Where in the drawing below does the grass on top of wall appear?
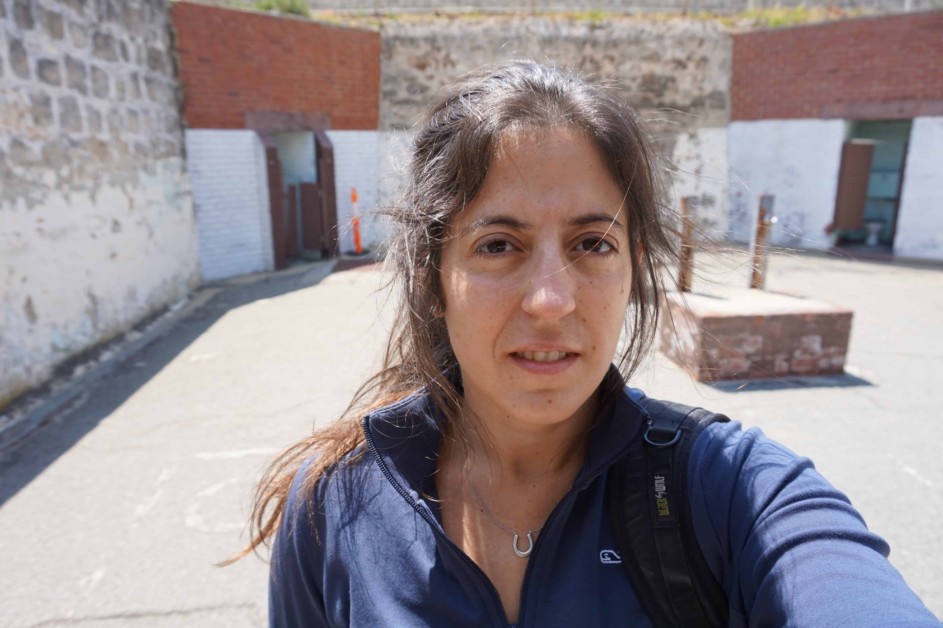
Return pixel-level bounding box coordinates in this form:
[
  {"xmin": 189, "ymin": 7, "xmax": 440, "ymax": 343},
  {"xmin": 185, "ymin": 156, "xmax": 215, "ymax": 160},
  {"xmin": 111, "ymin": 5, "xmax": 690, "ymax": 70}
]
[{"xmin": 183, "ymin": 1, "xmax": 882, "ymax": 31}]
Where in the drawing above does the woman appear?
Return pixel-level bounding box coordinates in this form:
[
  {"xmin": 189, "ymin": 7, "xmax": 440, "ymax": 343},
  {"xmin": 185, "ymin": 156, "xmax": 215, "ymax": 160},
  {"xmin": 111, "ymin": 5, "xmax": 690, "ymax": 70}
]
[{"xmin": 246, "ymin": 61, "xmax": 938, "ymax": 626}]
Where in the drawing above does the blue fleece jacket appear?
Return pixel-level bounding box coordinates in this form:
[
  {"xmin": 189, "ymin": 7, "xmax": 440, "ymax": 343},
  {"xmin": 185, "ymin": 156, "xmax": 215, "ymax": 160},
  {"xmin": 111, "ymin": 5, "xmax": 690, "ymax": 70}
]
[{"xmin": 269, "ymin": 387, "xmax": 940, "ymax": 627}]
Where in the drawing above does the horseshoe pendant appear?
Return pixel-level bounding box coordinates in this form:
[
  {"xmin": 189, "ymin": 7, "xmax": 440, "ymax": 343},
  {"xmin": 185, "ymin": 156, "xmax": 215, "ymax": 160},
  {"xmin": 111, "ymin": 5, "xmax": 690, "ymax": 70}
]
[{"xmin": 512, "ymin": 532, "xmax": 535, "ymax": 558}]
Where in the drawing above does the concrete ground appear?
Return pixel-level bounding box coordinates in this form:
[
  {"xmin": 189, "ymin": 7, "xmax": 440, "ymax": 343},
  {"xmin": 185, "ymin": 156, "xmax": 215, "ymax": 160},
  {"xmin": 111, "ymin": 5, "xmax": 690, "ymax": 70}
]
[{"xmin": 0, "ymin": 249, "xmax": 941, "ymax": 626}]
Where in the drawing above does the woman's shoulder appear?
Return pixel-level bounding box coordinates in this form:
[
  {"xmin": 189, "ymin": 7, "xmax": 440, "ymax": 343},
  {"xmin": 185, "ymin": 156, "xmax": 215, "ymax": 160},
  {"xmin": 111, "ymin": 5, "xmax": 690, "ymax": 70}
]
[
  {"xmin": 670, "ymin": 403, "xmax": 938, "ymax": 625},
  {"xmin": 621, "ymin": 389, "xmax": 808, "ymax": 480}
]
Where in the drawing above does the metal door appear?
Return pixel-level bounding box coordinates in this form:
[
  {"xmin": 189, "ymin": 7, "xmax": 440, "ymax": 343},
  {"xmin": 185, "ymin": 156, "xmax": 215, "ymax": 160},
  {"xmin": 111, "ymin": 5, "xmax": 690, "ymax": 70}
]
[
  {"xmin": 300, "ymin": 183, "xmax": 324, "ymax": 254},
  {"xmin": 286, "ymin": 184, "xmax": 299, "ymax": 258},
  {"xmin": 832, "ymin": 141, "xmax": 874, "ymax": 231},
  {"xmin": 265, "ymin": 146, "xmax": 288, "ymax": 270},
  {"xmin": 314, "ymin": 130, "xmax": 338, "ymax": 257}
]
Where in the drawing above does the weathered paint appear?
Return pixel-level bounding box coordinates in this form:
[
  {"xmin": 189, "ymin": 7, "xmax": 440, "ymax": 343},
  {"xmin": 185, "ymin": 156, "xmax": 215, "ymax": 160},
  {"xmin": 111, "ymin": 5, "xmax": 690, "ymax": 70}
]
[
  {"xmin": 0, "ymin": 0, "xmax": 199, "ymax": 409},
  {"xmin": 1, "ymin": 162, "xmax": 199, "ymax": 408},
  {"xmin": 727, "ymin": 120, "xmax": 845, "ymax": 247},
  {"xmin": 895, "ymin": 117, "xmax": 943, "ymax": 261},
  {"xmin": 670, "ymin": 127, "xmax": 729, "ymax": 241}
]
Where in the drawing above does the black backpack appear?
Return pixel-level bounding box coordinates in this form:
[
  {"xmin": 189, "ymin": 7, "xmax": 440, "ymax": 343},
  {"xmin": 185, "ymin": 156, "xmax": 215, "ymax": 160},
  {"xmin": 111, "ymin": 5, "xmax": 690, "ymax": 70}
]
[{"xmin": 606, "ymin": 398, "xmax": 730, "ymax": 628}]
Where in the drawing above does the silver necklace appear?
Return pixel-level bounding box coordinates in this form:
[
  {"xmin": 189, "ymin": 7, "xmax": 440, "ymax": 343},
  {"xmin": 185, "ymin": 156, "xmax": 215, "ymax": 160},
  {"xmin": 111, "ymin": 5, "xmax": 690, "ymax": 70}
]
[{"xmin": 468, "ymin": 478, "xmax": 542, "ymax": 558}]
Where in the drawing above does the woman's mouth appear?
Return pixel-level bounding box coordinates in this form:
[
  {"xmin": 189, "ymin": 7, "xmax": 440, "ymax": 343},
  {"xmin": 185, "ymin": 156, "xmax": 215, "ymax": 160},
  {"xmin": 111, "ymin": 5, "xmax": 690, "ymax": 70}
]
[
  {"xmin": 514, "ymin": 351, "xmax": 572, "ymax": 362},
  {"xmin": 510, "ymin": 351, "xmax": 579, "ymax": 374}
]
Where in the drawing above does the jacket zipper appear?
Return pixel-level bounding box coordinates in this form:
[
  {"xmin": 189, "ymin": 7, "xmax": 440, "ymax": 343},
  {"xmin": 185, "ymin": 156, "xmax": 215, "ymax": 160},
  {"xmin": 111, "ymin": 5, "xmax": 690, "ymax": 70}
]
[
  {"xmin": 515, "ymin": 422, "xmax": 645, "ymax": 626},
  {"xmin": 363, "ymin": 416, "xmax": 513, "ymax": 627},
  {"xmin": 362, "ymin": 399, "xmax": 646, "ymax": 628}
]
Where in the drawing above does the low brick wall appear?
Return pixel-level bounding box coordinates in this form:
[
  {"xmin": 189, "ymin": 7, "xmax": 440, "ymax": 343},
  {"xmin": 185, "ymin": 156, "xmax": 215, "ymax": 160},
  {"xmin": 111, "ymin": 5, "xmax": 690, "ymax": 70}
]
[{"xmin": 660, "ymin": 289, "xmax": 853, "ymax": 381}]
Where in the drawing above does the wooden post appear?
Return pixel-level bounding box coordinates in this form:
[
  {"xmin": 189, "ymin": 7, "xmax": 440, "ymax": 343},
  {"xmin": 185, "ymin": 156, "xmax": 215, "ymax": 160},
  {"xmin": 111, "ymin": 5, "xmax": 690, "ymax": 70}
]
[
  {"xmin": 750, "ymin": 194, "xmax": 775, "ymax": 289},
  {"xmin": 678, "ymin": 196, "xmax": 696, "ymax": 293}
]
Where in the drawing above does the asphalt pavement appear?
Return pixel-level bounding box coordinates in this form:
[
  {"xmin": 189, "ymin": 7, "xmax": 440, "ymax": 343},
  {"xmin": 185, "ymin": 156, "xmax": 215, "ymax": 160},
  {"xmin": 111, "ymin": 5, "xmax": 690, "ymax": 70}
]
[{"xmin": 1, "ymin": 249, "xmax": 941, "ymax": 626}]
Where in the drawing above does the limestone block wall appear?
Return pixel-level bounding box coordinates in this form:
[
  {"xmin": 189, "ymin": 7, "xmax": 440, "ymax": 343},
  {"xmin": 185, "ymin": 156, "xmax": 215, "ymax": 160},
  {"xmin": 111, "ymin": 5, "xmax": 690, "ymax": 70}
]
[
  {"xmin": 377, "ymin": 16, "xmax": 732, "ymax": 239},
  {"xmin": 0, "ymin": 0, "xmax": 199, "ymax": 408},
  {"xmin": 895, "ymin": 117, "xmax": 943, "ymax": 262},
  {"xmin": 726, "ymin": 120, "xmax": 846, "ymax": 247},
  {"xmin": 379, "ymin": 17, "xmax": 730, "ymax": 135},
  {"xmin": 305, "ymin": 0, "xmax": 941, "ymax": 14},
  {"xmin": 185, "ymin": 130, "xmax": 273, "ymax": 282}
]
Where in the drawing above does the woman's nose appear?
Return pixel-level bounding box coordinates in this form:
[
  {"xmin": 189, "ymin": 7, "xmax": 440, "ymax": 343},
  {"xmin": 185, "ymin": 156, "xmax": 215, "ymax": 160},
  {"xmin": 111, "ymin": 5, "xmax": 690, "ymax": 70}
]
[{"xmin": 520, "ymin": 251, "xmax": 577, "ymax": 320}]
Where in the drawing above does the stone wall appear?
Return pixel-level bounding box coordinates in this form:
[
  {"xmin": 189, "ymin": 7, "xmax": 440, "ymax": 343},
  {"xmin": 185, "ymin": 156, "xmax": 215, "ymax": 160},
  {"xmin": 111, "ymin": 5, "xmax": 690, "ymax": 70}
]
[
  {"xmin": 379, "ymin": 16, "xmax": 730, "ymax": 134},
  {"xmin": 377, "ymin": 15, "xmax": 731, "ymax": 234},
  {"xmin": 306, "ymin": 0, "xmax": 941, "ymax": 14},
  {"xmin": 0, "ymin": 0, "xmax": 199, "ymax": 409}
]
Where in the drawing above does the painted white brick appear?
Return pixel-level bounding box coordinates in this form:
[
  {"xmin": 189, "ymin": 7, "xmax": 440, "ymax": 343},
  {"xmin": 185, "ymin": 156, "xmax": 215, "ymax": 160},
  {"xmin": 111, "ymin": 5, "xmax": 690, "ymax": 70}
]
[
  {"xmin": 895, "ymin": 117, "xmax": 943, "ymax": 262},
  {"xmin": 669, "ymin": 126, "xmax": 729, "ymax": 242},
  {"xmin": 727, "ymin": 120, "xmax": 845, "ymax": 248},
  {"xmin": 185, "ymin": 130, "xmax": 274, "ymax": 282},
  {"xmin": 327, "ymin": 130, "xmax": 390, "ymax": 254}
]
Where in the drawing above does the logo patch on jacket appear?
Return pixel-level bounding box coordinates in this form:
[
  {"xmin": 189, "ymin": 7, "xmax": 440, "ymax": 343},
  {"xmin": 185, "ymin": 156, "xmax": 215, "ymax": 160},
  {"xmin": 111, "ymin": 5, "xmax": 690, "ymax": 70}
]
[
  {"xmin": 654, "ymin": 474, "xmax": 670, "ymax": 517},
  {"xmin": 599, "ymin": 549, "xmax": 622, "ymax": 564}
]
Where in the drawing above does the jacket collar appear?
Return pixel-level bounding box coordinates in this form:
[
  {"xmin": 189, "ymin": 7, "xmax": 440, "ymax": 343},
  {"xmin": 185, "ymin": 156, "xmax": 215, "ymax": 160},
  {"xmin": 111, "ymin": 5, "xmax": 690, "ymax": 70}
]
[{"xmin": 362, "ymin": 372, "xmax": 650, "ymax": 497}]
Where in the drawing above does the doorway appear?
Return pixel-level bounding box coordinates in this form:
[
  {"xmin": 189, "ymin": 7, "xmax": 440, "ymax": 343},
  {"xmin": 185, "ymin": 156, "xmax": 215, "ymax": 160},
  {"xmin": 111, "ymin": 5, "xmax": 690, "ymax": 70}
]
[
  {"xmin": 832, "ymin": 120, "xmax": 912, "ymax": 251},
  {"xmin": 262, "ymin": 130, "xmax": 338, "ymax": 269}
]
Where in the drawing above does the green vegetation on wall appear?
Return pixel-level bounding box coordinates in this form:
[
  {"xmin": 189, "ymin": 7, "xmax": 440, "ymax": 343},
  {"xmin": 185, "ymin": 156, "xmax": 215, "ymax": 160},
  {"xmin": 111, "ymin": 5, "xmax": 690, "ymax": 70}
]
[{"xmin": 255, "ymin": 0, "xmax": 311, "ymax": 18}]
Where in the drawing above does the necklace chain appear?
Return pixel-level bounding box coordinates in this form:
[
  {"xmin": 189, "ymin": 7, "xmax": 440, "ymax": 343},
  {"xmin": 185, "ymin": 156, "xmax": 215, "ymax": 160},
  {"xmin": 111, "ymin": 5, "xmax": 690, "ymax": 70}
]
[{"xmin": 468, "ymin": 478, "xmax": 542, "ymax": 558}]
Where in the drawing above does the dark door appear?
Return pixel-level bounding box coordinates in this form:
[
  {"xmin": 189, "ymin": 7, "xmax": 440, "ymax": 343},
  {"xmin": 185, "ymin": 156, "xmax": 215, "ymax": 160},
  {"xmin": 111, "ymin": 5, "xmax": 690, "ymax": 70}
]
[
  {"xmin": 300, "ymin": 182, "xmax": 324, "ymax": 253},
  {"xmin": 832, "ymin": 141, "xmax": 874, "ymax": 231},
  {"xmin": 314, "ymin": 130, "xmax": 338, "ymax": 258},
  {"xmin": 265, "ymin": 146, "xmax": 288, "ymax": 270},
  {"xmin": 286, "ymin": 184, "xmax": 299, "ymax": 258},
  {"xmin": 888, "ymin": 141, "xmax": 908, "ymax": 245}
]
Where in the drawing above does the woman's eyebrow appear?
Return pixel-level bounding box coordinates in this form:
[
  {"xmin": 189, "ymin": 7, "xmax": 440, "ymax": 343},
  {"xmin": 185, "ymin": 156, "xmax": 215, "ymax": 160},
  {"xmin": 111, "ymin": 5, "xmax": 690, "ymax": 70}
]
[
  {"xmin": 568, "ymin": 213, "xmax": 624, "ymax": 230},
  {"xmin": 460, "ymin": 215, "xmax": 528, "ymax": 236},
  {"xmin": 459, "ymin": 212, "xmax": 624, "ymax": 237}
]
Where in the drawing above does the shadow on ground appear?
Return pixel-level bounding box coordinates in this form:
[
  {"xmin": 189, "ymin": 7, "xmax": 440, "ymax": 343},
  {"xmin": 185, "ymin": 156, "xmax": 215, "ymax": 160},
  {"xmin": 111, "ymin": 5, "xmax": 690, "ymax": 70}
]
[
  {"xmin": 708, "ymin": 371, "xmax": 873, "ymax": 393},
  {"xmin": 0, "ymin": 260, "xmax": 362, "ymax": 508}
]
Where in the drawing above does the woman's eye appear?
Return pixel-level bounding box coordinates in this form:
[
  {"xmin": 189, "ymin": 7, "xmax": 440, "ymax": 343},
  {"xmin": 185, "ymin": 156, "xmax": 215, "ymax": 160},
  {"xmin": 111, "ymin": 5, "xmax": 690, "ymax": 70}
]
[
  {"xmin": 577, "ymin": 237, "xmax": 614, "ymax": 254},
  {"xmin": 476, "ymin": 239, "xmax": 515, "ymax": 255}
]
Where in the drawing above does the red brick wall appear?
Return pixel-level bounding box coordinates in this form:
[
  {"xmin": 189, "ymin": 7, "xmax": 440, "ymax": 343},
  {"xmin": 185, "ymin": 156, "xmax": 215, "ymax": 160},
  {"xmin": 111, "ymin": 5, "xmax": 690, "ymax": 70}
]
[
  {"xmin": 732, "ymin": 11, "xmax": 943, "ymax": 121},
  {"xmin": 172, "ymin": 2, "xmax": 380, "ymax": 130}
]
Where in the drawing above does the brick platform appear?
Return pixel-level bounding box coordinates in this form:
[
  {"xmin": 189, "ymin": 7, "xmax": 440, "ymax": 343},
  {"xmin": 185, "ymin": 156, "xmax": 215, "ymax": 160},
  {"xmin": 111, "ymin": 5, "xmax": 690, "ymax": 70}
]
[{"xmin": 660, "ymin": 289, "xmax": 853, "ymax": 382}]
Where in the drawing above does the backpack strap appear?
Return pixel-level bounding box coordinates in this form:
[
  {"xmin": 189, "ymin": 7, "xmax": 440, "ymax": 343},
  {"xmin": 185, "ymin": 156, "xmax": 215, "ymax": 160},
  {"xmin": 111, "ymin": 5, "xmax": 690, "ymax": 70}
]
[{"xmin": 606, "ymin": 397, "xmax": 730, "ymax": 628}]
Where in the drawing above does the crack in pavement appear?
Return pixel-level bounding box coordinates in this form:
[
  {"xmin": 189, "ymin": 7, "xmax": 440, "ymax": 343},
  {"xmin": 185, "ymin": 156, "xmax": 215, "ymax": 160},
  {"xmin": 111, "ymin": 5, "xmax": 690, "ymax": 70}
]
[{"xmin": 25, "ymin": 603, "xmax": 257, "ymax": 627}]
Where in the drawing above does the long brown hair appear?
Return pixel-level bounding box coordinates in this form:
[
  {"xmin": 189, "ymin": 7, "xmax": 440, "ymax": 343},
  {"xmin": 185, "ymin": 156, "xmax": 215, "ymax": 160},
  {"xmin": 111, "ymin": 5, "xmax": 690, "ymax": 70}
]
[{"xmin": 234, "ymin": 60, "xmax": 678, "ymax": 561}]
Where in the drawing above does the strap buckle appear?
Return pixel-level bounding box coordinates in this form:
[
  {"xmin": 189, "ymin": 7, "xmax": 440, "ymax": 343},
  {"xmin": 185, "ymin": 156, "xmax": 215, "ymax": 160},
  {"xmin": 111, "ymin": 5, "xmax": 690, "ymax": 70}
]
[{"xmin": 643, "ymin": 423, "xmax": 683, "ymax": 448}]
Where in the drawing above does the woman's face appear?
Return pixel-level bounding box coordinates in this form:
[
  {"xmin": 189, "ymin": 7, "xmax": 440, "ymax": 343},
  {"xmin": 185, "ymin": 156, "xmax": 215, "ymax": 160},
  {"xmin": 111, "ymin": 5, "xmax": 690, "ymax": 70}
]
[{"xmin": 439, "ymin": 126, "xmax": 633, "ymax": 431}]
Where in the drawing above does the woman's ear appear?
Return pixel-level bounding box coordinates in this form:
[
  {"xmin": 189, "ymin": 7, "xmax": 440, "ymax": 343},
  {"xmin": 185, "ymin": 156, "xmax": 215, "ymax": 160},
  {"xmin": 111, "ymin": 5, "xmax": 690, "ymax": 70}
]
[{"xmin": 431, "ymin": 296, "xmax": 446, "ymax": 319}]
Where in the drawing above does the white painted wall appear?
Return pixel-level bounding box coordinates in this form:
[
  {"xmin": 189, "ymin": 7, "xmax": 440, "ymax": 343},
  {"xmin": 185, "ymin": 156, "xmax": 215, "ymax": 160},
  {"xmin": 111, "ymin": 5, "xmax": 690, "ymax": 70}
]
[
  {"xmin": 327, "ymin": 130, "xmax": 389, "ymax": 254},
  {"xmin": 895, "ymin": 117, "xmax": 943, "ymax": 261},
  {"xmin": 378, "ymin": 130, "xmax": 412, "ymax": 206},
  {"xmin": 727, "ymin": 120, "xmax": 845, "ymax": 248},
  {"xmin": 185, "ymin": 130, "xmax": 274, "ymax": 282},
  {"xmin": 1, "ymin": 160, "xmax": 199, "ymax": 406},
  {"xmin": 669, "ymin": 126, "xmax": 728, "ymax": 241}
]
